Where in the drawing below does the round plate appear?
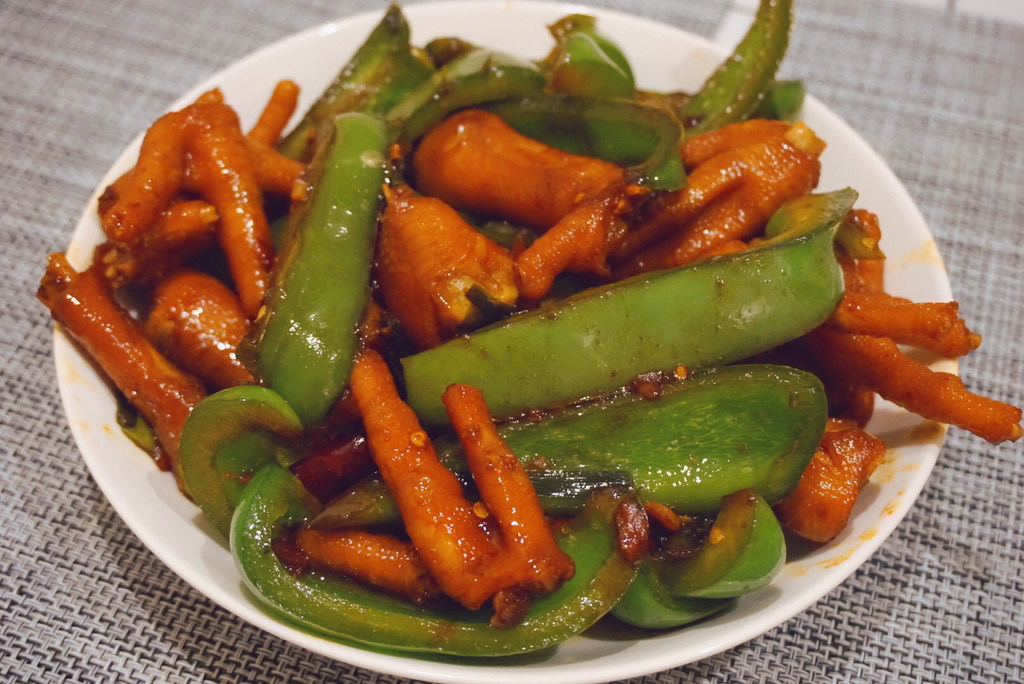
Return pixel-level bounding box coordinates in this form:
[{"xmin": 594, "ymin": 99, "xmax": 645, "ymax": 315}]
[{"xmin": 55, "ymin": 2, "xmax": 951, "ymax": 682}]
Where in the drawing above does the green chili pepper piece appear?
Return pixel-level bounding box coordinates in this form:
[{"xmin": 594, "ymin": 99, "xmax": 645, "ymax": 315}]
[
  {"xmin": 611, "ymin": 563, "xmax": 733, "ymax": 629},
  {"xmin": 833, "ymin": 209, "xmax": 886, "ymax": 261},
  {"xmin": 754, "ymin": 79, "xmax": 806, "ymax": 120},
  {"xmin": 232, "ymin": 464, "xmax": 639, "ymax": 656},
  {"xmin": 309, "ymin": 477, "xmax": 402, "ymax": 530},
  {"xmin": 681, "ymin": 0, "xmax": 793, "ymax": 135},
  {"xmin": 611, "ymin": 490, "xmax": 783, "ymax": 628},
  {"xmin": 314, "ymin": 364, "xmax": 822, "ymax": 528},
  {"xmin": 115, "ymin": 393, "xmax": 156, "ymax": 454},
  {"xmin": 244, "ymin": 113, "xmax": 388, "ymax": 427},
  {"xmin": 487, "ymin": 94, "xmax": 685, "ymax": 190},
  {"xmin": 278, "ymin": 5, "xmax": 433, "ymax": 160},
  {"xmin": 547, "ymin": 14, "xmax": 634, "ymax": 77},
  {"xmin": 178, "ymin": 386, "xmax": 303, "ymax": 537},
  {"xmin": 544, "ymin": 14, "xmax": 635, "ymax": 100},
  {"xmin": 387, "ymin": 47, "xmax": 547, "ymax": 144},
  {"xmin": 423, "ymin": 36, "xmax": 477, "ymax": 67},
  {"xmin": 682, "ymin": 494, "xmax": 786, "ymax": 599},
  {"xmin": 314, "ymin": 467, "xmax": 635, "ymax": 529},
  {"xmin": 401, "ymin": 188, "xmax": 855, "ymax": 425},
  {"xmin": 484, "ymin": 365, "xmax": 824, "ymax": 512},
  {"xmin": 761, "ymin": 187, "xmax": 855, "ymax": 240},
  {"xmin": 655, "ymin": 490, "xmax": 785, "ymax": 597}
]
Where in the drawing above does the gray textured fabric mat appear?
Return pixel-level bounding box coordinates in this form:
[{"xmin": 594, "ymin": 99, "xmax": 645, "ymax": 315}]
[{"xmin": 3, "ymin": 0, "xmax": 1022, "ymax": 681}]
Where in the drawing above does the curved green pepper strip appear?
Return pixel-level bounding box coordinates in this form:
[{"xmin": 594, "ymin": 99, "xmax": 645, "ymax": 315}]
[
  {"xmin": 681, "ymin": 0, "xmax": 793, "ymax": 135},
  {"xmin": 682, "ymin": 495, "xmax": 786, "ymax": 599},
  {"xmin": 387, "ymin": 47, "xmax": 547, "ymax": 144},
  {"xmin": 178, "ymin": 386, "xmax": 303, "ymax": 537},
  {"xmin": 243, "ymin": 113, "xmax": 388, "ymax": 427},
  {"xmin": 655, "ymin": 490, "xmax": 785, "ymax": 598},
  {"xmin": 487, "ymin": 94, "xmax": 684, "ymax": 190},
  {"xmin": 543, "ymin": 14, "xmax": 635, "ymax": 100},
  {"xmin": 278, "ymin": 4, "xmax": 433, "ymax": 160},
  {"xmin": 611, "ymin": 490, "xmax": 784, "ymax": 628},
  {"xmin": 232, "ymin": 464, "xmax": 639, "ymax": 656},
  {"xmin": 401, "ymin": 188, "xmax": 855, "ymax": 425},
  {"xmin": 611, "ymin": 563, "xmax": 733, "ymax": 629}
]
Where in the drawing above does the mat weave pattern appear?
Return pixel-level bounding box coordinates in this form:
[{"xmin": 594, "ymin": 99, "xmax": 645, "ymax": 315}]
[{"xmin": 3, "ymin": 0, "xmax": 1021, "ymax": 681}]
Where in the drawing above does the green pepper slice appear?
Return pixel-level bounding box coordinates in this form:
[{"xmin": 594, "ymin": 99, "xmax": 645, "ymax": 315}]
[
  {"xmin": 611, "ymin": 490, "xmax": 784, "ymax": 628},
  {"xmin": 833, "ymin": 209, "xmax": 886, "ymax": 261},
  {"xmin": 655, "ymin": 490, "xmax": 785, "ymax": 598},
  {"xmin": 402, "ymin": 188, "xmax": 855, "ymax": 425},
  {"xmin": 423, "ymin": 36, "xmax": 477, "ymax": 67},
  {"xmin": 387, "ymin": 47, "xmax": 547, "ymax": 144},
  {"xmin": 485, "ymin": 365, "xmax": 824, "ymax": 513},
  {"xmin": 543, "ymin": 13, "xmax": 635, "ymax": 100},
  {"xmin": 232, "ymin": 464, "xmax": 639, "ymax": 656},
  {"xmin": 754, "ymin": 79, "xmax": 806, "ymax": 121},
  {"xmin": 611, "ymin": 564, "xmax": 733, "ymax": 629},
  {"xmin": 313, "ymin": 363, "xmax": 823, "ymax": 530},
  {"xmin": 115, "ymin": 393, "xmax": 156, "ymax": 455},
  {"xmin": 178, "ymin": 385, "xmax": 303, "ymax": 537},
  {"xmin": 244, "ymin": 113, "xmax": 388, "ymax": 427},
  {"xmin": 278, "ymin": 5, "xmax": 433, "ymax": 160},
  {"xmin": 681, "ymin": 0, "xmax": 793, "ymax": 134},
  {"xmin": 487, "ymin": 94, "xmax": 684, "ymax": 190},
  {"xmin": 683, "ymin": 500, "xmax": 787, "ymax": 599}
]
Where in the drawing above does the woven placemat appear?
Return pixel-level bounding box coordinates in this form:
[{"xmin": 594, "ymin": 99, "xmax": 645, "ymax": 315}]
[{"xmin": 3, "ymin": 0, "xmax": 1021, "ymax": 681}]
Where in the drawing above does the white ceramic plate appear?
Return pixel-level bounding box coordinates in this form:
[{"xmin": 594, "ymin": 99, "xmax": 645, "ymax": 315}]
[{"xmin": 55, "ymin": 2, "xmax": 952, "ymax": 682}]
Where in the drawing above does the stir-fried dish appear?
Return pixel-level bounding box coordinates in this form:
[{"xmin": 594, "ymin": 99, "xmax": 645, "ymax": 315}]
[{"xmin": 39, "ymin": 0, "xmax": 1021, "ymax": 656}]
